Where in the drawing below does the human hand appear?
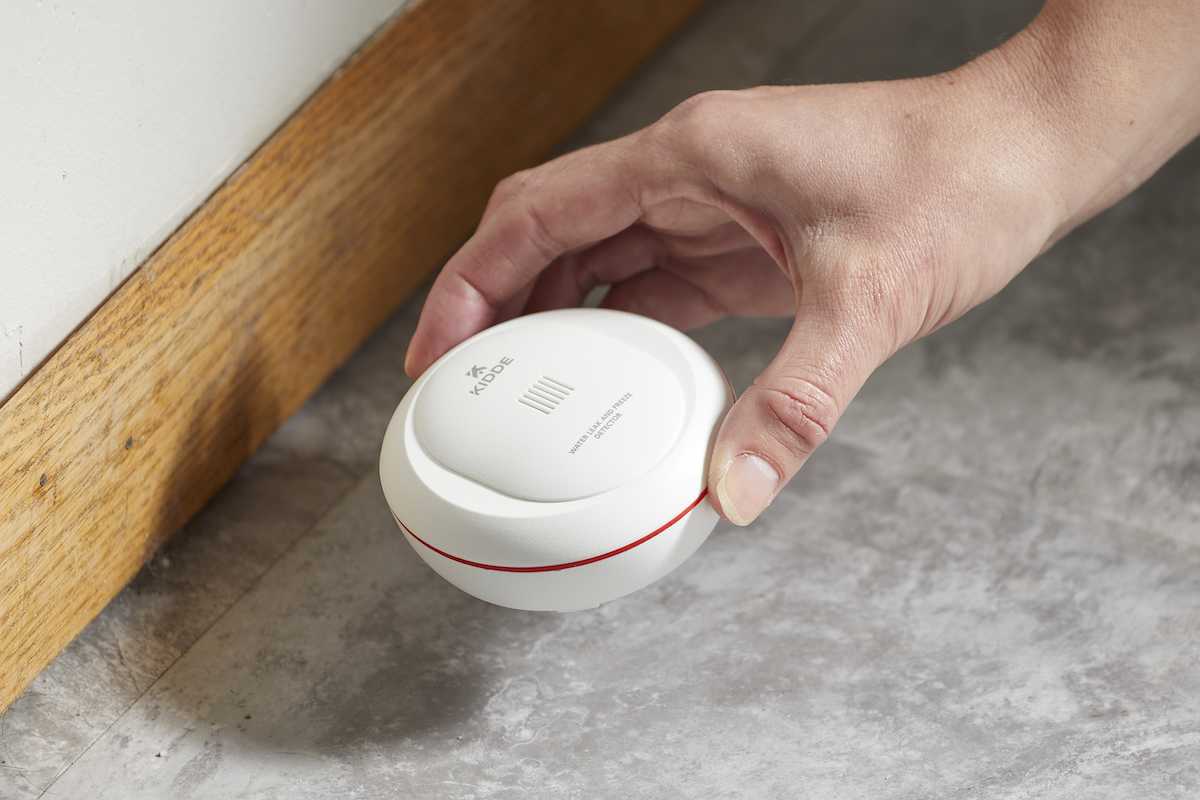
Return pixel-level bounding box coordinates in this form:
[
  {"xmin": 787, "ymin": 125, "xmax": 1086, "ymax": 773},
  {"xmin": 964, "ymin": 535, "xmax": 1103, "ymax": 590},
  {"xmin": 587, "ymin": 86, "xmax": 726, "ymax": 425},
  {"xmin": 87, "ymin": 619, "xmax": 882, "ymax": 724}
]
[{"xmin": 405, "ymin": 1, "xmax": 1200, "ymax": 526}]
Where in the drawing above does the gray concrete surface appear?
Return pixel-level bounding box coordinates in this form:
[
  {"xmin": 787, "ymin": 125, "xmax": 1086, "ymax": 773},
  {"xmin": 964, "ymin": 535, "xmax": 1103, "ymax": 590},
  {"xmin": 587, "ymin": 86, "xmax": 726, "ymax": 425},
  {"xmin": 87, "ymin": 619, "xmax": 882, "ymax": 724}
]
[{"xmin": 4, "ymin": 0, "xmax": 1199, "ymax": 797}]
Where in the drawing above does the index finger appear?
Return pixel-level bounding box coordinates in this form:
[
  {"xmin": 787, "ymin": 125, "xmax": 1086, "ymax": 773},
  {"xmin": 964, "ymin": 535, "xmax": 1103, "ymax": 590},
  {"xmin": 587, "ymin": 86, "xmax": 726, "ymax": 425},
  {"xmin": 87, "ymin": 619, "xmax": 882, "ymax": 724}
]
[{"xmin": 405, "ymin": 136, "xmax": 654, "ymax": 377}]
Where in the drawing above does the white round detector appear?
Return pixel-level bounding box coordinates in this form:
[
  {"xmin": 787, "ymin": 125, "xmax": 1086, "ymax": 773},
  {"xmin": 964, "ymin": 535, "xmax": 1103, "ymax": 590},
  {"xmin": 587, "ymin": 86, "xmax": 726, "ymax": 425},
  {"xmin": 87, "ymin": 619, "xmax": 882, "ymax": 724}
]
[{"xmin": 379, "ymin": 308, "xmax": 734, "ymax": 612}]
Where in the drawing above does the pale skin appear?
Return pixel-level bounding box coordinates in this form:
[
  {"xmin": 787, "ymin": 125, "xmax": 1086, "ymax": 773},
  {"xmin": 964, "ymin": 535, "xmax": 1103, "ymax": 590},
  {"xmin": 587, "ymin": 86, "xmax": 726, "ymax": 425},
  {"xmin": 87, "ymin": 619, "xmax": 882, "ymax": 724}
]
[{"xmin": 406, "ymin": 0, "xmax": 1200, "ymax": 526}]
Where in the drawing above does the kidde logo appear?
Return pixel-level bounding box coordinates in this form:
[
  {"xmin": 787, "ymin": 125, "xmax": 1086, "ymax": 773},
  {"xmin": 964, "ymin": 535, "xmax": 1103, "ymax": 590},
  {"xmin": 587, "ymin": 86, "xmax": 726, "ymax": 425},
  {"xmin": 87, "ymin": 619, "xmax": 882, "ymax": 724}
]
[{"xmin": 467, "ymin": 357, "xmax": 513, "ymax": 395}]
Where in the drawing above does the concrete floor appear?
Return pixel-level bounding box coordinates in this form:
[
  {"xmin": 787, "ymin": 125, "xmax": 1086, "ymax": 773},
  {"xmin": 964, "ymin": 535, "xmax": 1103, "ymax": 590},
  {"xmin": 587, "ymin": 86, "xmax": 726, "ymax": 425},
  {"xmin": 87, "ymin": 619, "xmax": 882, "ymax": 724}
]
[{"xmin": 4, "ymin": 0, "xmax": 1200, "ymax": 797}]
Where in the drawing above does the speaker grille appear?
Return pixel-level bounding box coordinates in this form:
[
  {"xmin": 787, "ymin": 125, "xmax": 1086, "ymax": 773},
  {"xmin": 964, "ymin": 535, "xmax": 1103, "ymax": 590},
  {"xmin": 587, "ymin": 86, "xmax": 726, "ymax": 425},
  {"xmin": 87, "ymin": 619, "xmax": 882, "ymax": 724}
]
[{"xmin": 518, "ymin": 376, "xmax": 574, "ymax": 414}]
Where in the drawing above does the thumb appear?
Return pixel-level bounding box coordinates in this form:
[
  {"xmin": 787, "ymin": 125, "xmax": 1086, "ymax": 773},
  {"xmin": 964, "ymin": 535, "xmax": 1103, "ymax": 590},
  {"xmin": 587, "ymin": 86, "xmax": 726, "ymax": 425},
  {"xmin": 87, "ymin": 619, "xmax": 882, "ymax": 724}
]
[{"xmin": 708, "ymin": 305, "xmax": 884, "ymax": 526}]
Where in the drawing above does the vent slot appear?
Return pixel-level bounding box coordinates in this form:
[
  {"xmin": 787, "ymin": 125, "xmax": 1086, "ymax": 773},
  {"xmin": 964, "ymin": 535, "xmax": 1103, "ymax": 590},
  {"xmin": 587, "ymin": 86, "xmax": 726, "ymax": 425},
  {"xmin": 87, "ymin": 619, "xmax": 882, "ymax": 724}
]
[{"xmin": 518, "ymin": 376, "xmax": 575, "ymax": 414}]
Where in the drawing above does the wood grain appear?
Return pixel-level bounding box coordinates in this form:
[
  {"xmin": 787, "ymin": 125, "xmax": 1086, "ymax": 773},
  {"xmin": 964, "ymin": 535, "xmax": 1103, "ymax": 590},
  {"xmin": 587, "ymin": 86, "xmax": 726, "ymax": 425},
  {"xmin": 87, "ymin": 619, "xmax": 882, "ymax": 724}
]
[{"xmin": 0, "ymin": 0, "xmax": 705, "ymax": 712}]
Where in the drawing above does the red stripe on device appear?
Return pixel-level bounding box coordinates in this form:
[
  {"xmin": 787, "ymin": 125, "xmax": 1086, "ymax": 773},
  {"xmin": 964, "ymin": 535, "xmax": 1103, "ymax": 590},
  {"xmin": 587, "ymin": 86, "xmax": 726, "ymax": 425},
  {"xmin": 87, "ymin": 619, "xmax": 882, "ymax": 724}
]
[{"xmin": 393, "ymin": 489, "xmax": 710, "ymax": 573}]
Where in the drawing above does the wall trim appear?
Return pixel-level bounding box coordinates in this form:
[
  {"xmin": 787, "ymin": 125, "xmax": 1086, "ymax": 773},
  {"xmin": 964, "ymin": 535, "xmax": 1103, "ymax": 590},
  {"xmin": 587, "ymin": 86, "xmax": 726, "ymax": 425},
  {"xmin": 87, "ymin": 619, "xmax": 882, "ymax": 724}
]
[{"xmin": 0, "ymin": 0, "xmax": 706, "ymax": 713}]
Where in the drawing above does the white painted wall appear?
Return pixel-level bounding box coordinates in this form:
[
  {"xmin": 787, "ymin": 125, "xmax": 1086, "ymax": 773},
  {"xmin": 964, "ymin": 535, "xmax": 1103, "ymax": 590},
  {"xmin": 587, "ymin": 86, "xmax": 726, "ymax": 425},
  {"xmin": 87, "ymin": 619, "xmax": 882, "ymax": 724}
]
[{"xmin": 0, "ymin": 0, "xmax": 413, "ymax": 401}]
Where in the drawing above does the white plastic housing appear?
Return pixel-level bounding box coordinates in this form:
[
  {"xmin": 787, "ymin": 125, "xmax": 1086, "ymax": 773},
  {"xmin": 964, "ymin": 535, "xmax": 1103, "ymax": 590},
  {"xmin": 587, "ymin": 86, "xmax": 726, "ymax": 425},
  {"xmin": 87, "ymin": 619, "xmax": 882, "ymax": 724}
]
[{"xmin": 379, "ymin": 308, "xmax": 734, "ymax": 611}]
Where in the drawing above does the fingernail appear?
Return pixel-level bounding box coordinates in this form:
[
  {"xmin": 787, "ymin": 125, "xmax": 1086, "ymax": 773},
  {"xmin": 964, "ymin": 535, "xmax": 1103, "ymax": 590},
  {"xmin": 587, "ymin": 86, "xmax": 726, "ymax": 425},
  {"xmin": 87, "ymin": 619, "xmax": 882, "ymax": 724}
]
[{"xmin": 715, "ymin": 454, "xmax": 780, "ymax": 526}]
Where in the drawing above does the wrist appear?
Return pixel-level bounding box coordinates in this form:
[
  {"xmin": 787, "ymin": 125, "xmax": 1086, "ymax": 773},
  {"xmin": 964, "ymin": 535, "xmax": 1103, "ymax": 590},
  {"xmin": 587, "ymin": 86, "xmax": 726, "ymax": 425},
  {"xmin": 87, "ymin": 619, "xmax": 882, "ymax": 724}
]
[{"xmin": 959, "ymin": 0, "xmax": 1200, "ymax": 245}]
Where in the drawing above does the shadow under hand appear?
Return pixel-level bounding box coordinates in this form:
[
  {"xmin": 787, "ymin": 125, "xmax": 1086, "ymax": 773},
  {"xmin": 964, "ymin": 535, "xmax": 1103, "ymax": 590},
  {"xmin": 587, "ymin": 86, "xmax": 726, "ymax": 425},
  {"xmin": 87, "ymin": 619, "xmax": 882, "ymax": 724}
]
[{"xmin": 145, "ymin": 474, "xmax": 568, "ymax": 780}]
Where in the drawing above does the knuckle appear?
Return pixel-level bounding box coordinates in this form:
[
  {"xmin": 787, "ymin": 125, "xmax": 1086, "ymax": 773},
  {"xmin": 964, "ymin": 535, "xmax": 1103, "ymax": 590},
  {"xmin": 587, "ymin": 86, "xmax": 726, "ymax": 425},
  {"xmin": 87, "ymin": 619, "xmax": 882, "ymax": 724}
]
[
  {"xmin": 649, "ymin": 90, "xmax": 741, "ymax": 152},
  {"xmin": 483, "ymin": 170, "xmax": 533, "ymax": 222},
  {"xmin": 493, "ymin": 169, "xmax": 534, "ymax": 201},
  {"xmin": 756, "ymin": 379, "xmax": 838, "ymax": 459},
  {"xmin": 489, "ymin": 169, "xmax": 565, "ymax": 263},
  {"xmin": 666, "ymin": 89, "xmax": 734, "ymax": 122},
  {"xmin": 490, "ymin": 168, "xmax": 545, "ymax": 217},
  {"xmin": 521, "ymin": 200, "xmax": 564, "ymax": 263}
]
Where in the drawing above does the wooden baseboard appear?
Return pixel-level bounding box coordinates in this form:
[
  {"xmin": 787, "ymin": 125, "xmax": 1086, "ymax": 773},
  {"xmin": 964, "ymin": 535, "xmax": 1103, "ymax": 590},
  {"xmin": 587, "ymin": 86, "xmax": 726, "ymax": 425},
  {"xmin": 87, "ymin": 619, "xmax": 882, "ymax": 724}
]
[{"xmin": 0, "ymin": 0, "xmax": 705, "ymax": 714}]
